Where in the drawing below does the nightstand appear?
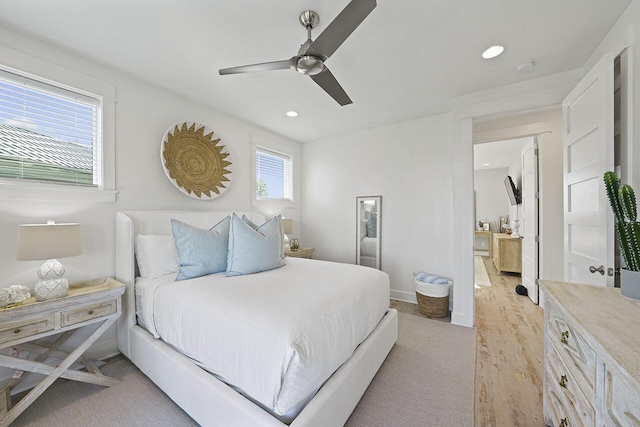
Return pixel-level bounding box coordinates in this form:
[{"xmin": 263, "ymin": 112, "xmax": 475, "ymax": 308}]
[
  {"xmin": 285, "ymin": 247, "xmax": 315, "ymax": 259},
  {"xmin": 0, "ymin": 277, "xmax": 125, "ymax": 425}
]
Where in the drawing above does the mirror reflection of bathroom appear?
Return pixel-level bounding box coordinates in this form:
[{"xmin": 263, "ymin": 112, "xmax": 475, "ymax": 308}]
[{"xmin": 356, "ymin": 196, "xmax": 381, "ymax": 270}]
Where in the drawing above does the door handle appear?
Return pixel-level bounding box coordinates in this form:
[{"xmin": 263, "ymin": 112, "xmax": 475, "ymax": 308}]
[{"xmin": 589, "ymin": 265, "xmax": 605, "ymax": 275}]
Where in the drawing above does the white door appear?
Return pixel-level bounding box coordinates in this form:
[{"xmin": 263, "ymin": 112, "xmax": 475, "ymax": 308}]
[
  {"xmin": 521, "ymin": 138, "xmax": 539, "ymax": 303},
  {"xmin": 563, "ymin": 53, "xmax": 615, "ymax": 286}
]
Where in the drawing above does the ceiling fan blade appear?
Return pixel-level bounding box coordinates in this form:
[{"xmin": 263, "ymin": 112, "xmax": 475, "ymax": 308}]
[
  {"xmin": 305, "ymin": 0, "xmax": 376, "ymax": 60},
  {"xmin": 311, "ymin": 67, "xmax": 352, "ymax": 106},
  {"xmin": 219, "ymin": 57, "xmax": 296, "ymax": 75}
]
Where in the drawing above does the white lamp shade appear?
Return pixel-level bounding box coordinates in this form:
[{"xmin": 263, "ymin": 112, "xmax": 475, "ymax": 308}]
[
  {"xmin": 16, "ymin": 222, "xmax": 82, "ymax": 261},
  {"xmin": 282, "ymin": 218, "xmax": 294, "ymax": 234}
]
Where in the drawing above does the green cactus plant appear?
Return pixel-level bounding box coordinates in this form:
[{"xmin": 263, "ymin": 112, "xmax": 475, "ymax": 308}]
[{"xmin": 604, "ymin": 171, "xmax": 640, "ymax": 271}]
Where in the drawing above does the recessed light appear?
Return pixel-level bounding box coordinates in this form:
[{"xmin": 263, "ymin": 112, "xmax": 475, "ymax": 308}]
[
  {"xmin": 483, "ymin": 163, "xmax": 491, "ymax": 166},
  {"xmin": 286, "ymin": 111, "xmax": 298, "ymax": 117},
  {"xmin": 482, "ymin": 45, "xmax": 504, "ymax": 59}
]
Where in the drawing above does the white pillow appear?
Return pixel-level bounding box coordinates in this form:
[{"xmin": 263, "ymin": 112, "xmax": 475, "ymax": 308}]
[{"xmin": 135, "ymin": 235, "xmax": 179, "ymax": 278}]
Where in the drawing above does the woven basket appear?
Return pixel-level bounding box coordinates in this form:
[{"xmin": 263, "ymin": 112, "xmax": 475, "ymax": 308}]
[{"xmin": 416, "ymin": 292, "xmax": 449, "ymax": 318}]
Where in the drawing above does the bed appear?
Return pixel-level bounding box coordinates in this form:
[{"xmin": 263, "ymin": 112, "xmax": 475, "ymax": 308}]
[{"xmin": 115, "ymin": 210, "xmax": 398, "ymax": 427}]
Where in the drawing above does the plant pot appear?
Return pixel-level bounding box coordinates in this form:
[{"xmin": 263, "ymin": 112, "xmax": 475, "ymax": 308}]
[{"xmin": 620, "ymin": 269, "xmax": 640, "ymax": 299}]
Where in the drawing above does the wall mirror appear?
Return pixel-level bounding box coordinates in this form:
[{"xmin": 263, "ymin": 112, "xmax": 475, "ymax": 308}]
[{"xmin": 356, "ymin": 196, "xmax": 381, "ymax": 269}]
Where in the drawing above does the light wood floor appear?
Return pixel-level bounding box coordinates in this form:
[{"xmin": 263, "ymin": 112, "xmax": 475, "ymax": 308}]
[{"xmin": 391, "ymin": 256, "xmax": 545, "ymax": 426}]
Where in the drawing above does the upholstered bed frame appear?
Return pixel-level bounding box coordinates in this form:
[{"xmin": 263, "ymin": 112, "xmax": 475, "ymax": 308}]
[{"xmin": 115, "ymin": 210, "xmax": 398, "ymax": 427}]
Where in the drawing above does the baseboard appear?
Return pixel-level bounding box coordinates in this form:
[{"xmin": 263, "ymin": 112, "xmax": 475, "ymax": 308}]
[
  {"xmin": 474, "ymin": 250, "xmax": 489, "ymax": 256},
  {"xmin": 83, "ymin": 337, "xmax": 119, "ymax": 360},
  {"xmin": 390, "ymin": 290, "xmax": 417, "ymax": 304}
]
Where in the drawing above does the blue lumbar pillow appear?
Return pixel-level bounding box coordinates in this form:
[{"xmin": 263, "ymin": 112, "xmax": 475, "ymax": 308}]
[
  {"xmin": 171, "ymin": 216, "xmax": 230, "ymax": 281},
  {"xmin": 227, "ymin": 213, "xmax": 285, "ymax": 276}
]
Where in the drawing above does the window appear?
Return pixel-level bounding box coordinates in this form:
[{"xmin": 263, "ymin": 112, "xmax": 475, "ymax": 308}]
[
  {"xmin": 0, "ymin": 68, "xmax": 101, "ymax": 187},
  {"xmin": 255, "ymin": 146, "xmax": 293, "ymax": 202}
]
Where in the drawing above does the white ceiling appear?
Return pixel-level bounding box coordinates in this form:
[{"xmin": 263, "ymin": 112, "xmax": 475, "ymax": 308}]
[
  {"xmin": 0, "ymin": 0, "xmax": 630, "ymax": 142},
  {"xmin": 474, "ymin": 137, "xmax": 531, "ymax": 171}
]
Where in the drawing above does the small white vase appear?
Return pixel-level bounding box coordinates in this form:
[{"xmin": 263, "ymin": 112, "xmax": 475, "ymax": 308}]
[
  {"xmin": 620, "ymin": 269, "xmax": 640, "ymax": 299},
  {"xmin": 511, "ymin": 219, "xmax": 521, "ymax": 238}
]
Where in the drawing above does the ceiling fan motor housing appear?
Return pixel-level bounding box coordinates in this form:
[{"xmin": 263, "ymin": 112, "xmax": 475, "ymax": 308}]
[{"xmin": 296, "ymin": 55, "xmax": 324, "ymax": 75}]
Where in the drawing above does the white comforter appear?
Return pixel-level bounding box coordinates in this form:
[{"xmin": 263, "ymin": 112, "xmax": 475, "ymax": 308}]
[{"xmin": 136, "ymin": 258, "xmax": 389, "ymax": 420}]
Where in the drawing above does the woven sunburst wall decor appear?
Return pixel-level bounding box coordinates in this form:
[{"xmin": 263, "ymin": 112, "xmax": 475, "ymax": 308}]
[{"xmin": 161, "ymin": 122, "xmax": 233, "ymax": 199}]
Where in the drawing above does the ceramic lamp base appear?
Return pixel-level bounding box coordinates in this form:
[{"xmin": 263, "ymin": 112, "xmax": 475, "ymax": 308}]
[
  {"xmin": 37, "ymin": 259, "xmax": 66, "ymax": 281},
  {"xmin": 35, "ymin": 278, "xmax": 69, "ymax": 301}
]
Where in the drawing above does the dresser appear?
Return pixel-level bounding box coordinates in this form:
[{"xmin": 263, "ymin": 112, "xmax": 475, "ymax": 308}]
[
  {"xmin": 540, "ymin": 280, "xmax": 640, "ymax": 427},
  {"xmin": 492, "ymin": 233, "xmax": 521, "ymax": 274}
]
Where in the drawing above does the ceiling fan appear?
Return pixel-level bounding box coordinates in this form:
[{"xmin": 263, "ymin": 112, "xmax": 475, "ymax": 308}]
[{"xmin": 218, "ymin": 0, "xmax": 377, "ymax": 106}]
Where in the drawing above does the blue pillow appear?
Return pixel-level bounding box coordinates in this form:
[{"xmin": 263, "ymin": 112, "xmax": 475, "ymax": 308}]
[
  {"xmin": 366, "ymin": 213, "xmax": 377, "ymax": 238},
  {"xmin": 241, "ymin": 215, "xmax": 259, "ymax": 229},
  {"xmin": 226, "ymin": 213, "xmax": 285, "ymax": 276},
  {"xmin": 171, "ymin": 216, "xmax": 230, "ymax": 281},
  {"xmin": 242, "ymin": 214, "xmax": 285, "ymax": 258}
]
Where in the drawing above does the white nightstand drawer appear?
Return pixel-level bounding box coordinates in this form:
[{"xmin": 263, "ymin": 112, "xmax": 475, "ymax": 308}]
[
  {"xmin": 60, "ymin": 299, "xmax": 117, "ymax": 327},
  {"xmin": 0, "ymin": 316, "xmax": 55, "ymax": 345}
]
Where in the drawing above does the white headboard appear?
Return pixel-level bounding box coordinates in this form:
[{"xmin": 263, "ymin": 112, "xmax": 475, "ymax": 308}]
[{"xmin": 115, "ymin": 210, "xmax": 266, "ymax": 358}]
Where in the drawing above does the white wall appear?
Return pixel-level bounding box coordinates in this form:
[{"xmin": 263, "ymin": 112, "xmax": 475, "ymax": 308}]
[
  {"xmin": 301, "ymin": 114, "xmax": 454, "ymax": 303},
  {"xmin": 585, "ymin": 0, "xmax": 640, "ymax": 191},
  {"xmin": 474, "ymin": 167, "xmax": 510, "ymax": 232},
  {"xmin": 0, "ymin": 26, "xmax": 302, "ymax": 359}
]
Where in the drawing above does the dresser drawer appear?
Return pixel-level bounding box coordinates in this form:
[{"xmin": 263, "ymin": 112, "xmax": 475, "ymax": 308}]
[
  {"xmin": 544, "ymin": 374, "xmax": 570, "ymax": 427},
  {"xmin": 546, "ymin": 302, "xmax": 597, "ymax": 398},
  {"xmin": 60, "ymin": 299, "xmax": 117, "ymax": 327},
  {"xmin": 602, "ymin": 363, "xmax": 640, "ymax": 426},
  {"xmin": 546, "ymin": 344, "xmax": 595, "ymax": 426},
  {"xmin": 0, "ymin": 315, "xmax": 55, "ymax": 345}
]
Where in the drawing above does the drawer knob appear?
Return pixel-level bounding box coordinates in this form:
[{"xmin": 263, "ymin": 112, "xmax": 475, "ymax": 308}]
[
  {"xmin": 559, "ymin": 374, "xmax": 568, "ymax": 388},
  {"xmin": 88, "ymin": 310, "xmax": 95, "ymax": 315},
  {"xmin": 559, "ymin": 418, "xmax": 568, "ymax": 427},
  {"xmin": 560, "ymin": 330, "xmax": 569, "ymax": 344},
  {"xmin": 13, "ymin": 328, "xmax": 20, "ymax": 334}
]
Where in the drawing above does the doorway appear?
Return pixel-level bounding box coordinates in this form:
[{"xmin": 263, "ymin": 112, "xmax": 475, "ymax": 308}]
[
  {"xmin": 473, "ymin": 137, "xmax": 530, "ymax": 290},
  {"xmin": 471, "ymin": 106, "xmax": 565, "ymax": 308}
]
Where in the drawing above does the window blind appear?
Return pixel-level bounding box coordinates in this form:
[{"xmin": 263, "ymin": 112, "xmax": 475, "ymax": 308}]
[
  {"xmin": 0, "ymin": 68, "xmax": 101, "ymax": 187},
  {"xmin": 255, "ymin": 147, "xmax": 293, "ymax": 200}
]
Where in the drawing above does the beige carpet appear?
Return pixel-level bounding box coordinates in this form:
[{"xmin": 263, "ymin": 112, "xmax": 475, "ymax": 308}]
[
  {"xmin": 474, "ymin": 256, "xmax": 491, "ymax": 287},
  {"xmin": 13, "ymin": 314, "xmax": 475, "ymax": 427}
]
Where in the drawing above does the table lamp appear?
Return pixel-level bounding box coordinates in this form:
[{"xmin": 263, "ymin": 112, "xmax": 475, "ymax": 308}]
[
  {"xmin": 282, "ymin": 218, "xmax": 294, "ymax": 248},
  {"xmin": 16, "ymin": 220, "xmax": 82, "ymax": 301}
]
